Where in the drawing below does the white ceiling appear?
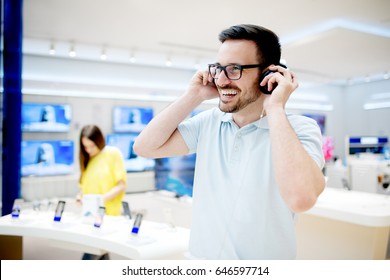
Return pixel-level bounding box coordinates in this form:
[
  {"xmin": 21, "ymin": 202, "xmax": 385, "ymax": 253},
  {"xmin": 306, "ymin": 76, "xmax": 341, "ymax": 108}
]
[{"xmin": 23, "ymin": 0, "xmax": 390, "ymax": 87}]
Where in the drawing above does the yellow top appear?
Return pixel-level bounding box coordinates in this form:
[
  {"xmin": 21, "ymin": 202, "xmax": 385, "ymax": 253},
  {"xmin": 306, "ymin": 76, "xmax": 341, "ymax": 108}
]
[{"xmin": 80, "ymin": 146, "xmax": 127, "ymax": 216}]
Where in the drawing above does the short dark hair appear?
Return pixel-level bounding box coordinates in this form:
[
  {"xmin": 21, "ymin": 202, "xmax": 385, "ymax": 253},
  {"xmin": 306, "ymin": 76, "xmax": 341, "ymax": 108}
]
[{"xmin": 218, "ymin": 24, "xmax": 281, "ymax": 68}]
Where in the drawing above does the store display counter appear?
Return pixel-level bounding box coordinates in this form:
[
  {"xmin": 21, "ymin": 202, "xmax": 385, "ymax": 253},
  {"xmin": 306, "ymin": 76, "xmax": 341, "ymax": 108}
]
[
  {"xmin": 296, "ymin": 187, "xmax": 390, "ymax": 259},
  {"xmin": 0, "ymin": 211, "xmax": 189, "ymax": 260},
  {"xmin": 2, "ymin": 188, "xmax": 389, "ymax": 260}
]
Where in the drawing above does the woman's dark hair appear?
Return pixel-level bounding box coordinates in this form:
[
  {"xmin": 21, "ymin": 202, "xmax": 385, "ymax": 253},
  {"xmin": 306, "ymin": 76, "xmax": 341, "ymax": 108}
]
[
  {"xmin": 79, "ymin": 125, "xmax": 106, "ymax": 179},
  {"xmin": 218, "ymin": 24, "xmax": 281, "ymax": 68}
]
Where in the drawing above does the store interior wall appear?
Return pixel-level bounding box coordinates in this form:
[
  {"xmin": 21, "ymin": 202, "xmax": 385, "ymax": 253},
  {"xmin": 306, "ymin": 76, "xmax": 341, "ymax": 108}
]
[
  {"xmin": 3, "ymin": 52, "xmax": 390, "ymax": 201},
  {"xmin": 344, "ymin": 81, "xmax": 390, "ymax": 137},
  {"xmin": 23, "ymin": 54, "xmax": 390, "ymax": 158}
]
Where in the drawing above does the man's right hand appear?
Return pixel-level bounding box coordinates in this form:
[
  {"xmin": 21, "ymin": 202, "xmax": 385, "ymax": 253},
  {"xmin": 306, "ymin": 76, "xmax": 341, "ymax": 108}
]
[{"xmin": 187, "ymin": 70, "xmax": 220, "ymax": 101}]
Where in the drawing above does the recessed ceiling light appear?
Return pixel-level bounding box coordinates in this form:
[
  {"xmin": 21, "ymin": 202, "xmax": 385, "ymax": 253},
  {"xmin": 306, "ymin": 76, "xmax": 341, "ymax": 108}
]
[
  {"xmin": 69, "ymin": 44, "xmax": 76, "ymax": 57},
  {"xmin": 100, "ymin": 49, "xmax": 107, "ymax": 60},
  {"xmin": 49, "ymin": 42, "xmax": 56, "ymax": 55}
]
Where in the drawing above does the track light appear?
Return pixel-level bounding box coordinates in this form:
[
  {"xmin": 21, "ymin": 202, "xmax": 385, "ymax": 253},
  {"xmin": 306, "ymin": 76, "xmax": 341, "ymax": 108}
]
[
  {"xmin": 165, "ymin": 54, "xmax": 172, "ymax": 67},
  {"xmin": 129, "ymin": 51, "xmax": 136, "ymax": 63},
  {"xmin": 69, "ymin": 44, "xmax": 76, "ymax": 57},
  {"xmin": 49, "ymin": 42, "xmax": 56, "ymax": 55},
  {"xmin": 100, "ymin": 48, "xmax": 107, "ymax": 60}
]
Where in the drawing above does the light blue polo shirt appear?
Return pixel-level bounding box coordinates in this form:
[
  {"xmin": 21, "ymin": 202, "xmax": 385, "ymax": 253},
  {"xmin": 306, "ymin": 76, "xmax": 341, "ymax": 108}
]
[{"xmin": 178, "ymin": 107, "xmax": 324, "ymax": 259}]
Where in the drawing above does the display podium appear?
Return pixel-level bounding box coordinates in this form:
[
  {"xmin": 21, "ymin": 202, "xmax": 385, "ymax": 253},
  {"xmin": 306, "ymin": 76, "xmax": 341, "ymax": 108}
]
[
  {"xmin": 296, "ymin": 188, "xmax": 390, "ymax": 259},
  {"xmin": 0, "ymin": 211, "xmax": 189, "ymax": 260}
]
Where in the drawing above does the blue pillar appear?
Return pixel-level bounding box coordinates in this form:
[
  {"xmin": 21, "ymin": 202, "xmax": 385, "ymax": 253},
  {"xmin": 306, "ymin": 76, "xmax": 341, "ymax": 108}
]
[{"xmin": 2, "ymin": 0, "xmax": 23, "ymax": 216}]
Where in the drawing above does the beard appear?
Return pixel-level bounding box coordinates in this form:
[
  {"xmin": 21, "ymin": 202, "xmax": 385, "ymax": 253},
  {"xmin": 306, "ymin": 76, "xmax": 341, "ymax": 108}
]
[{"xmin": 218, "ymin": 84, "xmax": 262, "ymax": 113}]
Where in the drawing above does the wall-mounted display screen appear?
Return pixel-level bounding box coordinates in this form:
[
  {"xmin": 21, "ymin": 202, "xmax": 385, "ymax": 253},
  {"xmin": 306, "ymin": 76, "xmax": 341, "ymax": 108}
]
[
  {"xmin": 106, "ymin": 133, "xmax": 155, "ymax": 172},
  {"xmin": 22, "ymin": 103, "xmax": 72, "ymax": 132},
  {"xmin": 21, "ymin": 140, "xmax": 74, "ymax": 177},
  {"xmin": 155, "ymin": 154, "xmax": 196, "ymax": 197},
  {"xmin": 112, "ymin": 106, "xmax": 153, "ymax": 133}
]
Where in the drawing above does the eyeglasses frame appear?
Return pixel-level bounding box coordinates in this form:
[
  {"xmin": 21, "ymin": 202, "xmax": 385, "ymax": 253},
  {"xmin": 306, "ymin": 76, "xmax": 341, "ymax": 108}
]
[{"xmin": 208, "ymin": 63, "xmax": 264, "ymax": 80}]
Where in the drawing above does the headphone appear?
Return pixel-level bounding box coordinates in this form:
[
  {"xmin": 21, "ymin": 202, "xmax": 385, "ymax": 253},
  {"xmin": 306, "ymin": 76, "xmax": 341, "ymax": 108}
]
[{"xmin": 259, "ymin": 64, "xmax": 287, "ymax": 95}]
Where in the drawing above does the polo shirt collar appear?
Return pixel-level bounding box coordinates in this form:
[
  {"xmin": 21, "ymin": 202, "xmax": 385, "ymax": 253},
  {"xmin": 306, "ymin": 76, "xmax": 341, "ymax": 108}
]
[{"xmin": 220, "ymin": 113, "xmax": 269, "ymax": 129}]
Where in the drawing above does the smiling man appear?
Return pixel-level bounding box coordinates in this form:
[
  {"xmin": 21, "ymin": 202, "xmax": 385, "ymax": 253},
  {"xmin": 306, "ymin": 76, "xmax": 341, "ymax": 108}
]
[{"xmin": 134, "ymin": 24, "xmax": 325, "ymax": 259}]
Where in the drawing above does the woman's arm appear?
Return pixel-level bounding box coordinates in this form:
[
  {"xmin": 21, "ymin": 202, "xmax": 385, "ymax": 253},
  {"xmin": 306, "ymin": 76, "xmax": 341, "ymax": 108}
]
[{"xmin": 102, "ymin": 180, "xmax": 126, "ymax": 203}]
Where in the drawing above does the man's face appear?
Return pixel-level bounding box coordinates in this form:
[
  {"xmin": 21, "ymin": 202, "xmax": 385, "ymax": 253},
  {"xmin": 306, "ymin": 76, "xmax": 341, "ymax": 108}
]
[{"xmin": 214, "ymin": 40, "xmax": 262, "ymax": 113}]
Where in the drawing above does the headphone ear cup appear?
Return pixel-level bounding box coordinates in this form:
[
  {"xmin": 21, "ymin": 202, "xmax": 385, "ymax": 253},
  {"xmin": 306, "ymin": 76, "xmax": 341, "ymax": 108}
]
[{"xmin": 259, "ymin": 70, "xmax": 273, "ymax": 95}]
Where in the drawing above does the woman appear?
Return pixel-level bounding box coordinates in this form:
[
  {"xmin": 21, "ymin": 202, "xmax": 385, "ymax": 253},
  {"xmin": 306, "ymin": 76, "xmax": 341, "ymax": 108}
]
[{"xmin": 78, "ymin": 124, "xmax": 127, "ymax": 259}]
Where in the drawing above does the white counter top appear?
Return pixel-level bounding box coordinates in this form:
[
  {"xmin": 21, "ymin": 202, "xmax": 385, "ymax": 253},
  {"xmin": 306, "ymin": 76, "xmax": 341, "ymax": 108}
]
[
  {"xmin": 0, "ymin": 211, "xmax": 190, "ymax": 259},
  {"xmin": 305, "ymin": 187, "xmax": 390, "ymax": 227}
]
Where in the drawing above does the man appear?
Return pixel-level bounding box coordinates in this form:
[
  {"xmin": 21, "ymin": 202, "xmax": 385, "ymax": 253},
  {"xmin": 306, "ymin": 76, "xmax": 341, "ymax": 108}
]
[{"xmin": 134, "ymin": 24, "xmax": 325, "ymax": 259}]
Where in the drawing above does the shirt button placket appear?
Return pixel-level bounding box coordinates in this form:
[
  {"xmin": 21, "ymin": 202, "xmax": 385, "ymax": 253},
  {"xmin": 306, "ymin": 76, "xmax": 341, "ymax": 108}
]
[{"xmin": 231, "ymin": 132, "xmax": 241, "ymax": 162}]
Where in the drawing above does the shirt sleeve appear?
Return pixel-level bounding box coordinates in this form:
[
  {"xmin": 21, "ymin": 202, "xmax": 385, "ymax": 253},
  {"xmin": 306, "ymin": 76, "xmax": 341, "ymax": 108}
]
[
  {"xmin": 288, "ymin": 115, "xmax": 326, "ymax": 169},
  {"xmin": 110, "ymin": 147, "xmax": 127, "ymax": 184},
  {"xmin": 178, "ymin": 110, "xmax": 212, "ymax": 154}
]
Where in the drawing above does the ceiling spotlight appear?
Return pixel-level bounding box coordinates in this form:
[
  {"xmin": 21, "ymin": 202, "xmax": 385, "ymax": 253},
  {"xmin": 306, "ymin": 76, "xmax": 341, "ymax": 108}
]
[
  {"xmin": 69, "ymin": 44, "xmax": 76, "ymax": 58},
  {"xmin": 165, "ymin": 55, "xmax": 172, "ymax": 67},
  {"xmin": 49, "ymin": 42, "xmax": 56, "ymax": 55},
  {"xmin": 100, "ymin": 48, "xmax": 107, "ymax": 60},
  {"xmin": 129, "ymin": 51, "xmax": 136, "ymax": 63}
]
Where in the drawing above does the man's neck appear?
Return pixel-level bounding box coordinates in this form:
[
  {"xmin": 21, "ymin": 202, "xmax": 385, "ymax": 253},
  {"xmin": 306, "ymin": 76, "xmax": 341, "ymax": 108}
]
[{"xmin": 232, "ymin": 101, "xmax": 264, "ymax": 128}]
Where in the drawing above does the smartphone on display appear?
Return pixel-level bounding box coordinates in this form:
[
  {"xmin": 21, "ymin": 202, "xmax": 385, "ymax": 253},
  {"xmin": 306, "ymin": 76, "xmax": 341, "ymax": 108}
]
[
  {"xmin": 11, "ymin": 205, "xmax": 21, "ymax": 219},
  {"xmin": 53, "ymin": 200, "xmax": 66, "ymax": 222},
  {"xmin": 94, "ymin": 206, "xmax": 106, "ymax": 228},
  {"xmin": 131, "ymin": 213, "xmax": 143, "ymax": 235},
  {"xmin": 122, "ymin": 201, "xmax": 132, "ymax": 219}
]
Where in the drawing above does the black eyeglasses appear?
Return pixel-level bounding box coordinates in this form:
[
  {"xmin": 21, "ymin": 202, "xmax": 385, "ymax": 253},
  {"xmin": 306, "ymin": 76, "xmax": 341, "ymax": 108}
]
[{"xmin": 208, "ymin": 63, "xmax": 263, "ymax": 80}]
